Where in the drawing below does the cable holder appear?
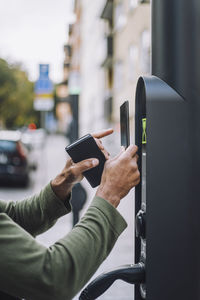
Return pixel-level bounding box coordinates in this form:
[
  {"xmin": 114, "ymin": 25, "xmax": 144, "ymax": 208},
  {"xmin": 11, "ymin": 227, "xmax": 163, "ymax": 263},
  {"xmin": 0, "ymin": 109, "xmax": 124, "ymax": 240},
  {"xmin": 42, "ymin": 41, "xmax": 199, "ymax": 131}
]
[{"xmin": 79, "ymin": 263, "xmax": 145, "ymax": 300}]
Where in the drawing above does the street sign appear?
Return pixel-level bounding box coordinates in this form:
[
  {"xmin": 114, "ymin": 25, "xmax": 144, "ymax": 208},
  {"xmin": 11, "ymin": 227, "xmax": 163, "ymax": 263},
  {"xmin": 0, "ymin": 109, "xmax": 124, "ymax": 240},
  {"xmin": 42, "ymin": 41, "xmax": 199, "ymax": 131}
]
[{"xmin": 34, "ymin": 64, "xmax": 54, "ymax": 111}]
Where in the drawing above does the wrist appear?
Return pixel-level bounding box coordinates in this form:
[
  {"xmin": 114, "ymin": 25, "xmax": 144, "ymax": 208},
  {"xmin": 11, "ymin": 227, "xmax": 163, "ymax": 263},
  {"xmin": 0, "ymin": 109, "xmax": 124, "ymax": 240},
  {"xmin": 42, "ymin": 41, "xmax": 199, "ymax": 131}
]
[
  {"xmin": 51, "ymin": 175, "xmax": 73, "ymax": 202},
  {"xmin": 96, "ymin": 186, "xmax": 120, "ymax": 208}
]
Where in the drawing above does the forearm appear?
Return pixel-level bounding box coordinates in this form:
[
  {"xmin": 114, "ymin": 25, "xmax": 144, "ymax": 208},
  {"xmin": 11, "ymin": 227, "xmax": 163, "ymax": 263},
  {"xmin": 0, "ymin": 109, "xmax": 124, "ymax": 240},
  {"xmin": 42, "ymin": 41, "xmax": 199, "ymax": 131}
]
[
  {"xmin": 0, "ymin": 197, "xmax": 126, "ymax": 300},
  {"xmin": 55, "ymin": 196, "xmax": 127, "ymax": 299},
  {"xmin": 0, "ymin": 183, "xmax": 71, "ymax": 236}
]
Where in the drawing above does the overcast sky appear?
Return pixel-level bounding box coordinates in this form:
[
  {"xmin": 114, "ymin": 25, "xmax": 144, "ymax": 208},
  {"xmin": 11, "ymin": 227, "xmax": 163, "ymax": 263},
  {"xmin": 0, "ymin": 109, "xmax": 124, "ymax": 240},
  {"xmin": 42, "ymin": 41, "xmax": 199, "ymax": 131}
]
[{"xmin": 0, "ymin": 0, "xmax": 74, "ymax": 83}]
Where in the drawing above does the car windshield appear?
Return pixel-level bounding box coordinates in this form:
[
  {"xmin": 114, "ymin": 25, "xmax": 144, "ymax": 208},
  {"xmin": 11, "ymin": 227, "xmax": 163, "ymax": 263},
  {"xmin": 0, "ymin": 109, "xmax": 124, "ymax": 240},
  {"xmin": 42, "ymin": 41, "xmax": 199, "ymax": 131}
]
[{"xmin": 0, "ymin": 140, "xmax": 16, "ymax": 152}]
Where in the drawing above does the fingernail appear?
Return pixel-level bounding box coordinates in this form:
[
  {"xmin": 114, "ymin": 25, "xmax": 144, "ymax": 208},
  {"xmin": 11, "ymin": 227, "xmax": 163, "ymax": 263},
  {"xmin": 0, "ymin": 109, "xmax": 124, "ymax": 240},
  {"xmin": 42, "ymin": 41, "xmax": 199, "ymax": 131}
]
[{"xmin": 92, "ymin": 159, "xmax": 99, "ymax": 166}]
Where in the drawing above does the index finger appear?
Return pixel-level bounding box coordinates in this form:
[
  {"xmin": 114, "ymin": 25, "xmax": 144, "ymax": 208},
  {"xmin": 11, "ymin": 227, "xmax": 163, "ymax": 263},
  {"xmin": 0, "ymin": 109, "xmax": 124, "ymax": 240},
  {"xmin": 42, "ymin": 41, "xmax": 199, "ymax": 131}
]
[
  {"xmin": 125, "ymin": 144, "xmax": 138, "ymax": 157},
  {"xmin": 92, "ymin": 128, "xmax": 114, "ymax": 139}
]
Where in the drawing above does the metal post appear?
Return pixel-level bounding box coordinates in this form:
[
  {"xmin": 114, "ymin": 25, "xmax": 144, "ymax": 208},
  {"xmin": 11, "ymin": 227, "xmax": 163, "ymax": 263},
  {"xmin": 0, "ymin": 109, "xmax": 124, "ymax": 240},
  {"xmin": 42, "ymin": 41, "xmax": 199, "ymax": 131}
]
[
  {"xmin": 144, "ymin": 0, "xmax": 200, "ymax": 299},
  {"xmin": 69, "ymin": 94, "xmax": 79, "ymax": 141},
  {"xmin": 152, "ymin": 0, "xmax": 200, "ymax": 164},
  {"xmin": 40, "ymin": 111, "xmax": 46, "ymax": 129}
]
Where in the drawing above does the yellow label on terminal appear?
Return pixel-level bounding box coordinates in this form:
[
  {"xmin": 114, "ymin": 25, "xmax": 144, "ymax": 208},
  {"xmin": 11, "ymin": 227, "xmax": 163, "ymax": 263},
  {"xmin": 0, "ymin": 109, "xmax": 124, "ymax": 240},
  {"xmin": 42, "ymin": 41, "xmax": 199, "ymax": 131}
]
[{"xmin": 142, "ymin": 118, "xmax": 147, "ymax": 144}]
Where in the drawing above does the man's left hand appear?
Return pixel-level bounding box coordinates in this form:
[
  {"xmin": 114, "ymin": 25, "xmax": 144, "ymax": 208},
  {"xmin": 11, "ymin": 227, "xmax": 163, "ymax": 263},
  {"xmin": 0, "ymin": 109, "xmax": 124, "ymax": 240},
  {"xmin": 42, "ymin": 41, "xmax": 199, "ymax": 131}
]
[{"xmin": 51, "ymin": 128, "xmax": 113, "ymax": 202}]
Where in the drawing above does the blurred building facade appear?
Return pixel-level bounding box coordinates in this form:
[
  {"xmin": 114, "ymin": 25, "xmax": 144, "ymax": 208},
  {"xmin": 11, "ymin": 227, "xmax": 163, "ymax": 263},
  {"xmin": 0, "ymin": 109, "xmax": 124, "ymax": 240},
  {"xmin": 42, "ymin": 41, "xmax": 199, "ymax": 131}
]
[
  {"xmin": 56, "ymin": 43, "xmax": 71, "ymax": 133},
  {"xmin": 57, "ymin": 0, "xmax": 150, "ymax": 146},
  {"xmin": 112, "ymin": 0, "xmax": 150, "ymax": 142},
  {"xmin": 56, "ymin": 0, "xmax": 82, "ymax": 137},
  {"xmin": 79, "ymin": 0, "xmax": 107, "ymax": 136}
]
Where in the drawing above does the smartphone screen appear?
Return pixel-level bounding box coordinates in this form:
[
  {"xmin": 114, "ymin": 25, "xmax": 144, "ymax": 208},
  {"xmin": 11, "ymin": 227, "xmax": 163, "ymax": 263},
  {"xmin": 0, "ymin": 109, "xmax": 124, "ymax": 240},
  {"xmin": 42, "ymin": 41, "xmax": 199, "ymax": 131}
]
[{"xmin": 120, "ymin": 100, "xmax": 130, "ymax": 149}]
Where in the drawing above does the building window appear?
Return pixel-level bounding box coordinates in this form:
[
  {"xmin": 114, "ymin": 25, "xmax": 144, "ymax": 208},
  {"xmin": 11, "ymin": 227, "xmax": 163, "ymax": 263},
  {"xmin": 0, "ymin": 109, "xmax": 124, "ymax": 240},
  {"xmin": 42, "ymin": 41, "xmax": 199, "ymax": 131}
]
[
  {"xmin": 140, "ymin": 29, "xmax": 151, "ymax": 74},
  {"xmin": 129, "ymin": 0, "xmax": 139, "ymax": 10},
  {"xmin": 114, "ymin": 2, "xmax": 127, "ymax": 31},
  {"xmin": 139, "ymin": 0, "xmax": 150, "ymax": 3},
  {"xmin": 129, "ymin": 44, "xmax": 138, "ymax": 81},
  {"xmin": 114, "ymin": 61, "xmax": 123, "ymax": 90}
]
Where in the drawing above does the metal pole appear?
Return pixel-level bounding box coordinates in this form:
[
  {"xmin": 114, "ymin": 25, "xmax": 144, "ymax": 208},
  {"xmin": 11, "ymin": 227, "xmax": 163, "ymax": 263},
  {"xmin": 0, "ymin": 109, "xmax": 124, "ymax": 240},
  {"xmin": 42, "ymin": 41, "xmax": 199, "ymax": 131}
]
[
  {"xmin": 150, "ymin": 0, "xmax": 200, "ymax": 299},
  {"xmin": 40, "ymin": 111, "xmax": 46, "ymax": 129}
]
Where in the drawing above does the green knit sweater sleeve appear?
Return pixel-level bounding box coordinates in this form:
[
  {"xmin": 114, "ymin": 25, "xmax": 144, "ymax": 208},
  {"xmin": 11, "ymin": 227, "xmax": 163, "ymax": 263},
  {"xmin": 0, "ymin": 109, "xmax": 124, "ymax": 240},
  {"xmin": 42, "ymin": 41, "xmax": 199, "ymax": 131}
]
[
  {"xmin": 0, "ymin": 196, "xmax": 127, "ymax": 300},
  {"xmin": 0, "ymin": 183, "xmax": 71, "ymax": 236}
]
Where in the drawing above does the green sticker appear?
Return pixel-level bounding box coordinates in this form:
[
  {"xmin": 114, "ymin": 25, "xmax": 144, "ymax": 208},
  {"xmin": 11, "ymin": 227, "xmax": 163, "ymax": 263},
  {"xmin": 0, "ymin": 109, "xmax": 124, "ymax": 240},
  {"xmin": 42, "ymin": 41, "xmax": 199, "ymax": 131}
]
[{"xmin": 142, "ymin": 118, "xmax": 146, "ymax": 144}]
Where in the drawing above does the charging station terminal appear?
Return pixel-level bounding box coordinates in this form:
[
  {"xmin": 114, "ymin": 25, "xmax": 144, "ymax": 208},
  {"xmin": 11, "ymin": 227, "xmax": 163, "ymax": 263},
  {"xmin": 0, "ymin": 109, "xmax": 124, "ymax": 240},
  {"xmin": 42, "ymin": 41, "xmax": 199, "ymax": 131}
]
[
  {"xmin": 135, "ymin": 75, "xmax": 188, "ymax": 300},
  {"xmin": 79, "ymin": 0, "xmax": 200, "ymax": 299}
]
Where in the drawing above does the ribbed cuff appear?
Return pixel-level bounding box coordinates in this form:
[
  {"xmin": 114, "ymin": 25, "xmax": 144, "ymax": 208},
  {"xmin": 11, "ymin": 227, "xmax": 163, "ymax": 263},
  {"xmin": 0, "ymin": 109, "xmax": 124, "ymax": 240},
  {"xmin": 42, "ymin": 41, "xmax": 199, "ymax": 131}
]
[{"xmin": 44, "ymin": 183, "xmax": 72, "ymax": 216}]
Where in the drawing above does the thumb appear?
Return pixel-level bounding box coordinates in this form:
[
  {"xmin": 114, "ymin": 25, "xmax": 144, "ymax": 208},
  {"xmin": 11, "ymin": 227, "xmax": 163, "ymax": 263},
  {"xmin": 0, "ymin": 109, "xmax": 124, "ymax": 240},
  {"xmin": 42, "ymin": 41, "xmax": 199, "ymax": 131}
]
[{"xmin": 72, "ymin": 158, "xmax": 99, "ymax": 176}]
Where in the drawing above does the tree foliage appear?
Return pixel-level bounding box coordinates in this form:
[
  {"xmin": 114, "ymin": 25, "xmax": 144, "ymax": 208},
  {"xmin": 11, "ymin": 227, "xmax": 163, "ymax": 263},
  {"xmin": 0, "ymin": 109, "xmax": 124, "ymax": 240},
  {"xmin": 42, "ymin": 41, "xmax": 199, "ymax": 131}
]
[{"xmin": 0, "ymin": 58, "xmax": 39, "ymax": 129}]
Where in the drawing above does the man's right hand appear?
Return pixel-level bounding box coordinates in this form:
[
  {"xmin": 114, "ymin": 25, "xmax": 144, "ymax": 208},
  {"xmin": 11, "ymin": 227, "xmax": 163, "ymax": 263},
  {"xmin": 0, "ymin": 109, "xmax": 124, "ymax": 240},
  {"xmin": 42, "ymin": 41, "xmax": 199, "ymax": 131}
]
[{"xmin": 96, "ymin": 145, "xmax": 140, "ymax": 208}]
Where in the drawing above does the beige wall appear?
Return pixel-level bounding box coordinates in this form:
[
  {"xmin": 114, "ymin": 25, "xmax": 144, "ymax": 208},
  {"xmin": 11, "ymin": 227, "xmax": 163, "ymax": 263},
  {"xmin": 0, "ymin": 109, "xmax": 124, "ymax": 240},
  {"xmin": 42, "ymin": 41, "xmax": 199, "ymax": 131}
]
[{"xmin": 113, "ymin": 1, "xmax": 151, "ymax": 142}]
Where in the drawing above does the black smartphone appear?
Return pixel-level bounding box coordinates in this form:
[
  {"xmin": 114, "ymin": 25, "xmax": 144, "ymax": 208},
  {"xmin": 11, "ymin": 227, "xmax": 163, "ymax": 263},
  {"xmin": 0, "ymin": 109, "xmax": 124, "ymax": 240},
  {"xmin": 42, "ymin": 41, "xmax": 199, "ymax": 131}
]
[
  {"xmin": 120, "ymin": 100, "xmax": 130, "ymax": 149},
  {"xmin": 65, "ymin": 134, "xmax": 106, "ymax": 188}
]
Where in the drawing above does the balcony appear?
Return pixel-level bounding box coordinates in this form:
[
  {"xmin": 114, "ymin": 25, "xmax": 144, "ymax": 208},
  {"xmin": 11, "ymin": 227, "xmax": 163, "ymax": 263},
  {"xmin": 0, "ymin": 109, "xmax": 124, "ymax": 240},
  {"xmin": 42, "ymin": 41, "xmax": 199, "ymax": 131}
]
[
  {"xmin": 64, "ymin": 62, "xmax": 70, "ymax": 68},
  {"xmin": 139, "ymin": 0, "xmax": 150, "ymax": 3},
  {"xmin": 64, "ymin": 44, "xmax": 72, "ymax": 57},
  {"xmin": 101, "ymin": 35, "xmax": 113, "ymax": 68},
  {"xmin": 104, "ymin": 96, "xmax": 113, "ymax": 122},
  {"xmin": 100, "ymin": 0, "xmax": 113, "ymax": 22}
]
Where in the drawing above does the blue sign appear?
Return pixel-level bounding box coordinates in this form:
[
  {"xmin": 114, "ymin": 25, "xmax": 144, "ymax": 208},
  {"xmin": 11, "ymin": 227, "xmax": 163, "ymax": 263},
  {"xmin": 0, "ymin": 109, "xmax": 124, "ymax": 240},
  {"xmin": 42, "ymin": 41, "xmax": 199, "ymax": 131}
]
[
  {"xmin": 34, "ymin": 64, "xmax": 54, "ymax": 111},
  {"xmin": 34, "ymin": 64, "xmax": 53, "ymax": 94}
]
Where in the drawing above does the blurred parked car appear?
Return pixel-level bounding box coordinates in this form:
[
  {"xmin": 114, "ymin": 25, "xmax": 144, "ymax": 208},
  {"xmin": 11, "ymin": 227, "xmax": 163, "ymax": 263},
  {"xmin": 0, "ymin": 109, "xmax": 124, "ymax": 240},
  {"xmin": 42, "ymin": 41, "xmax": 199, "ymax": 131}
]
[
  {"xmin": 0, "ymin": 130, "xmax": 36, "ymax": 186},
  {"xmin": 21, "ymin": 128, "xmax": 46, "ymax": 150}
]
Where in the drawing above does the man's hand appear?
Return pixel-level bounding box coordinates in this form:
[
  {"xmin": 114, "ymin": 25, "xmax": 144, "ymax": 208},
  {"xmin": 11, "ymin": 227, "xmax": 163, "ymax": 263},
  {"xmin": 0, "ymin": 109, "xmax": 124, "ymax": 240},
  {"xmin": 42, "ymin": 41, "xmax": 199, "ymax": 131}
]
[
  {"xmin": 51, "ymin": 158, "xmax": 99, "ymax": 201},
  {"xmin": 96, "ymin": 145, "xmax": 140, "ymax": 208},
  {"xmin": 92, "ymin": 128, "xmax": 113, "ymax": 159},
  {"xmin": 51, "ymin": 128, "xmax": 113, "ymax": 201}
]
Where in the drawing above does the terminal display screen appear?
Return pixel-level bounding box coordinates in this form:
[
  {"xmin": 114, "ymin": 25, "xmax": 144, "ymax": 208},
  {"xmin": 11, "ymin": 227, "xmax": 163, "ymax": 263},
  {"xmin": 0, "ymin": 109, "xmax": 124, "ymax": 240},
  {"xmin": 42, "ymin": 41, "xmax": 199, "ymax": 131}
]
[{"xmin": 120, "ymin": 101, "xmax": 130, "ymax": 149}]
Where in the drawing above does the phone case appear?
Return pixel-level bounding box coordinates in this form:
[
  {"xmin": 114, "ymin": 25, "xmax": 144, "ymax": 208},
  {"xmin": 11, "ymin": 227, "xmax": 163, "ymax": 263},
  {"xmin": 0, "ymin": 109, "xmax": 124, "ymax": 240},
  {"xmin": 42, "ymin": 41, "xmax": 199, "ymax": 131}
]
[{"xmin": 65, "ymin": 134, "xmax": 106, "ymax": 188}]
